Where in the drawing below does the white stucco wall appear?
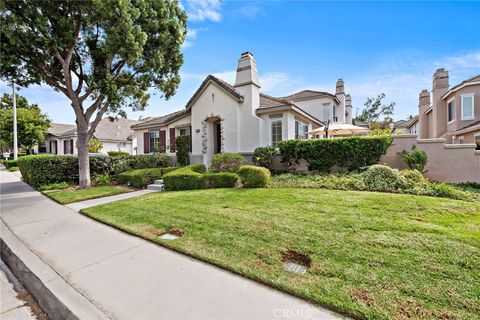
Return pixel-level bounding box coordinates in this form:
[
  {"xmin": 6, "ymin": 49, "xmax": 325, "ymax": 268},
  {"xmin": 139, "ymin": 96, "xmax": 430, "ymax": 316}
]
[{"xmin": 293, "ymin": 97, "xmax": 338, "ymax": 123}]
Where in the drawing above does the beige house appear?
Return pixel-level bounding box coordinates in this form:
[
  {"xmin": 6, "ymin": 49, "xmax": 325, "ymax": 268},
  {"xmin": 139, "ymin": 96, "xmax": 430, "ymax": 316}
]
[
  {"xmin": 419, "ymin": 69, "xmax": 480, "ymax": 145},
  {"xmin": 38, "ymin": 118, "xmax": 141, "ymax": 155},
  {"xmin": 132, "ymin": 52, "xmax": 354, "ymax": 164},
  {"xmin": 394, "ymin": 115, "xmax": 419, "ymax": 135}
]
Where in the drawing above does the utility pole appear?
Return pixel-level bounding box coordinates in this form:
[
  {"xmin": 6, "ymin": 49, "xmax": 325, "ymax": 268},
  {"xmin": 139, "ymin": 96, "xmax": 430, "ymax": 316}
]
[{"xmin": 13, "ymin": 80, "xmax": 18, "ymax": 160}]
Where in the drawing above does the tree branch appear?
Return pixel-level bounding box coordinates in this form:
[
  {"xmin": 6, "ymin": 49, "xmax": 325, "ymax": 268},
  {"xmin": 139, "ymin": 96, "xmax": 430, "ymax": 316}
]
[
  {"xmin": 88, "ymin": 102, "xmax": 109, "ymax": 136},
  {"xmin": 85, "ymin": 95, "xmax": 105, "ymax": 123}
]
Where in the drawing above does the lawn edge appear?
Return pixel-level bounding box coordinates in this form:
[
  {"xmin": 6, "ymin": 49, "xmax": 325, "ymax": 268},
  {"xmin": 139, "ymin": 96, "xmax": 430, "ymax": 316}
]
[
  {"xmin": 43, "ymin": 186, "xmax": 134, "ymax": 205},
  {"xmin": 79, "ymin": 208, "xmax": 356, "ymax": 320}
]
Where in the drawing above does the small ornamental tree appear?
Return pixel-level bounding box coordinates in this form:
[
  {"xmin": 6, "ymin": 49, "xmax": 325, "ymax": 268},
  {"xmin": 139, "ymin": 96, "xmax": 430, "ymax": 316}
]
[
  {"xmin": 401, "ymin": 145, "xmax": 428, "ymax": 173},
  {"xmin": 175, "ymin": 135, "xmax": 190, "ymax": 165},
  {"xmin": 1, "ymin": 1, "xmax": 187, "ymax": 187}
]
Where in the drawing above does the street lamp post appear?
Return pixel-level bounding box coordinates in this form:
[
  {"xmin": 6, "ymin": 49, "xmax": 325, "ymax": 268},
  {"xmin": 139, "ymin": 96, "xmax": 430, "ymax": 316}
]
[{"xmin": 12, "ymin": 80, "xmax": 18, "ymax": 160}]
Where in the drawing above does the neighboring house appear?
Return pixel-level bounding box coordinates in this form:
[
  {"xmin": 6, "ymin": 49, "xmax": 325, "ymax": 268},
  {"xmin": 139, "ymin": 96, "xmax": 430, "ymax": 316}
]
[
  {"xmin": 394, "ymin": 116, "xmax": 419, "ymax": 135},
  {"xmin": 38, "ymin": 118, "xmax": 141, "ymax": 155},
  {"xmin": 132, "ymin": 52, "xmax": 354, "ymax": 164},
  {"xmin": 418, "ymin": 69, "xmax": 480, "ymax": 144}
]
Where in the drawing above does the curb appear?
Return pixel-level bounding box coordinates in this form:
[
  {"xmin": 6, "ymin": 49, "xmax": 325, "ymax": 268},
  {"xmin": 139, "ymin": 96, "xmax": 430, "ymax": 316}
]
[{"xmin": 0, "ymin": 220, "xmax": 110, "ymax": 320}]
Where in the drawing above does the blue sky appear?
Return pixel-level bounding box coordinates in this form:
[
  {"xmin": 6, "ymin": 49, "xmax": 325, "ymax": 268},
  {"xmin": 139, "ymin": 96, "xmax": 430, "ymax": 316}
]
[{"xmin": 1, "ymin": 0, "xmax": 479, "ymax": 123}]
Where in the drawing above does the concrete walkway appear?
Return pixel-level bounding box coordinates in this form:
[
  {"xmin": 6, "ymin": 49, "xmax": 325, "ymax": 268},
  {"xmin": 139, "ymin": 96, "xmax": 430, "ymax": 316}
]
[
  {"xmin": 0, "ymin": 168, "xmax": 344, "ymax": 320},
  {"xmin": 65, "ymin": 189, "xmax": 155, "ymax": 212}
]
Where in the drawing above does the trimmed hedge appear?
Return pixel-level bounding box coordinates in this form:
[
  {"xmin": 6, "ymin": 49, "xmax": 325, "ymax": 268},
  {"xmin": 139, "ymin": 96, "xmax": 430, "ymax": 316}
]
[
  {"xmin": 107, "ymin": 151, "xmax": 129, "ymax": 157},
  {"xmin": 163, "ymin": 165, "xmax": 207, "ymax": 191},
  {"xmin": 3, "ymin": 159, "xmax": 18, "ymax": 169},
  {"xmin": 279, "ymin": 136, "xmax": 393, "ymax": 172},
  {"xmin": 204, "ymin": 172, "xmax": 238, "ymax": 188},
  {"xmin": 209, "ymin": 153, "xmax": 245, "ymax": 173},
  {"xmin": 17, "ymin": 154, "xmax": 172, "ymax": 188},
  {"xmin": 238, "ymin": 165, "xmax": 271, "ymax": 188},
  {"xmin": 117, "ymin": 167, "xmax": 179, "ymax": 188}
]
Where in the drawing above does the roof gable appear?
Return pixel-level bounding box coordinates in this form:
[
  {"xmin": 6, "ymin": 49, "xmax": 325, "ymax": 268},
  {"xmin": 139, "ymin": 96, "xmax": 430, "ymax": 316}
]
[
  {"xmin": 281, "ymin": 90, "xmax": 340, "ymax": 104},
  {"xmin": 185, "ymin": 75, "xmax": 244, "ymax": 110},
  {"xmin": 442, "ymin": 74, "xmax": 480, "ymax": 100}
]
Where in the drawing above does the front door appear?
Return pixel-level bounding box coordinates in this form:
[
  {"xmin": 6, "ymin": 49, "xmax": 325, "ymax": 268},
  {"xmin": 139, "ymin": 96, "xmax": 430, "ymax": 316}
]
[{"xmin": 214, "ymin": 121, "xmax": 221, "ymax": 154}]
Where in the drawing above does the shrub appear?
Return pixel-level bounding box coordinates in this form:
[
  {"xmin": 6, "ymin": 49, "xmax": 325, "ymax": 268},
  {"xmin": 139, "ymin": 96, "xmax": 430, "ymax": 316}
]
[
  {"xmin": 279, "ymin": 136, "xmax": 393, "ymax": 172},
  {"xmin": 117, "ymin": 167, "xmax": 178, "ymax": 188},
  {"xmin": 401, "ymin": 169, "xmax": 426, "ymax": 183},
  {"xmin": 428, "ymin": 182, "xmax": 476, "ymax": 201},
  {"xmin": 253, "ymin": 146, "xmax": 276, "ymax": 169},
  {"xmin": 7, "ymin": 166, "xmax": 19, "ymax": 172},
  {"xmin": 204, "ymin": 173, "xmax": 239, "ymax": 188},
  {"xmin": 269, "ymin": 173, "xmax": 366, "ymax": 191},
  {"xmin": 238, "ymin": 165, "xmax": 271, "ymax": 188},
  {"xmin": 209, "ymin": 153, "xmax": 245, "ymax": 173},
  {"xmin": 401, "ymin": 145, "xmax": 428, "ymax": 173},
  {"xmin": 17, "ymin": 154, "xmax": 173, "ymax": 188},
  {"xmin": 107, "ymin": 151, "xmax": 129, "ymax": 157},
  {"xmin": 37, "ymin": 182, "xmax": 73, "ymax": 191},
  {"xmin": 175, "ymin": 135, "xmax": 190, "ymax": 165},
  {"xmin": 3, "ymin": 159, "xmax": 17, "ymax": 169},
  {"xmin": 361, "ymin": 165, "xmax": 408, "ymax": 192},
  {"xmin": 163, "ymin": 165, "xmax": 207, "ymax": 191},
  {"xmin": 92, "ymin": 173, "xmax": 112, "ymax": 185}
]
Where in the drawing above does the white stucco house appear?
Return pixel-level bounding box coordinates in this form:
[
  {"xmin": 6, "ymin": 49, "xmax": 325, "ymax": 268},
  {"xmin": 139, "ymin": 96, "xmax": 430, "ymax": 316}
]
[
  {"xmin": 131, "ymin": 52, "xmax": 354, "ymax": 164},
  {"xmin": 37, "ymin": 117, "xmax": 141, "ymax": 155}
]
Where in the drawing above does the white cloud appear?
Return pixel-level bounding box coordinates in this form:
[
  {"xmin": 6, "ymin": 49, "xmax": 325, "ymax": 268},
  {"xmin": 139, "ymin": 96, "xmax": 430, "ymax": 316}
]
[
  {"xmin": 185, "ymin": 0, "xmax": 222, "ymax": 22},
  {"xmin": 182, "ymin": 28, "xmax": 204, "ymax": 49},
  {"xmin": 239, "ymin": 3, "xmax": 263, "ymax": 19}
]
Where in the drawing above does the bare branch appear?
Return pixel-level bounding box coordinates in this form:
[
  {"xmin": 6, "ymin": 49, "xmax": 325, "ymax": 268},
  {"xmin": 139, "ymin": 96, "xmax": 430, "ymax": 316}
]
[
  {"xmin": 85, "ymin": 95, "xmax": 105, "ymax": 122},
  {"xmin": 88, "ymin": 102, "xmax": 109, "ymax": 136},
  {"xmin": 65, "ymin": 18, "xmax": 82, "ymax": 66}
]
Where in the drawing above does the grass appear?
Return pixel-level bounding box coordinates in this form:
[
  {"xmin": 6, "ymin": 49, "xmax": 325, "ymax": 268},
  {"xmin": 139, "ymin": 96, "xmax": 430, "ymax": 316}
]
[
  {"xmin": 81, "ymin": 188, "xmax": 480, "ymax": 320},
  {"xmin": 44, "ymin": 185, "xmax": 132, "ymax": 204}
]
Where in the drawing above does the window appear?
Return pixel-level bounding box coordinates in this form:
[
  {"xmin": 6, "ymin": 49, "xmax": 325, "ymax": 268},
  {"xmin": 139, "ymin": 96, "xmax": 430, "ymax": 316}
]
[
  {"xmin": 149, "ymin": 131, "xmax": 160, "ymax": 153},
  {"xmin": 447, "ymin": 99, "xmax": 455, "ymax": 122},
  {"xmin": 322, "ymin": 103, "xmax": 333, "ymax": 122},
  {"xmin": 461, "ymin": 94, "xmax": 474, "ymax": 120},
  {"xmin": 179, "ymin": 127, "xmax": 190, "ymax": 136},
  {"xmin": 295, "ymin": 120, "xmax": 308, "ymax": 139},
  {"xmin": 271, "ymin": 117, "xmax": 283, "ymax": 147},
  {"xmin": 458, "ymin": 136, "xmax": 464, "ymax": 144},
  {"xmin": 475, "ymin": 134, "xmax": 480, "ymax": 150}
]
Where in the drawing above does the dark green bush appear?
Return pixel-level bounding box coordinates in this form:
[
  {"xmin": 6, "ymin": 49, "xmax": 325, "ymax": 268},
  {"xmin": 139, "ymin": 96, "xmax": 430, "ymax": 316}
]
[
  {"xmin": 3, "ymin": 159, "xmax": 17, "ymax": 169},
  {"xmin": 117, "ymin": 167, "xmax": 175, "ymax": 188},
  {"xmin": 204, "ymin": 172, "xmax": 238, "ymax": 188},
  {"xmin": 279, "ymin": 136, "xmax": 393, "ymax": 172},
  {"xmin": 17, "ymin": 154, "xmax": 173, "ymax": 187},
  {"xmin": 107, "ymin": 151, "xmax": 129, "ymax": 157},
  {"xmin": 7, "ymin": 166, "xmax": 19, "ymax": 172},
  {"xmin": 253, "ymin": 146, "xmax": 276, "ymax": 169},
  {"xmin": 163, "ymin": 165, "xmax": 207, "ymax": 191},
  {"xmin": 175, "ymin": 135, "xmax": 190, "ymax": 165},
  {"xmin": 401, "ymin": 145, "xmax": 428, "ymax": 173},
  {"xmin": 238, "ymin": 165, "xmax": 271, "ymax": 188},
  {"xmin": 209, "ymin": 153, "xmax": 245, "ymax": 173}
]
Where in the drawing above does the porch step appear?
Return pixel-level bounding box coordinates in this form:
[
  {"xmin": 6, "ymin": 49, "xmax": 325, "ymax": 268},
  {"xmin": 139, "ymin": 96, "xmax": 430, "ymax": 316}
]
[
  {"xmin": 147, "ymin": 184, "xmax": 164, "ymax": 191},
  {"xmin": 154, "ymin": 179, "xmax": 164, "ymax": 184}
]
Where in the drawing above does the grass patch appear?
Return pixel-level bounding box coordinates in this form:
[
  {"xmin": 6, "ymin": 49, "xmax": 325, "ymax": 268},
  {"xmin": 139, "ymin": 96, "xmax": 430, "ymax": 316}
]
[
  {"xmin": 81, "ymin": 188, "xmax": 480, "ymax": 319},
  {"xmin": 44, "ymin": 185, "xmax": 132, "ymax": 204}
]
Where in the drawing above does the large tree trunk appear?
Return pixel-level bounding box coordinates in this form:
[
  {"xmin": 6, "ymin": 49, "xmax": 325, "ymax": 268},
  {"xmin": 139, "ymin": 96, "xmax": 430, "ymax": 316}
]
[{"xmin": 77, "ymin": 127, "xmax": 91, "ymax": 188}]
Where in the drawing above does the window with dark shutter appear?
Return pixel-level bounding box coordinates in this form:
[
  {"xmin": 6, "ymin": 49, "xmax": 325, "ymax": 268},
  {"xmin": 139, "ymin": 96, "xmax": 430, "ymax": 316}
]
[
  {"xmin": 143, "ymin": 132, "xmax": 150, "ymax": 153},
  {"xmin": 169, "ymin": 128, "xmax": 176, "ymax": 152}
]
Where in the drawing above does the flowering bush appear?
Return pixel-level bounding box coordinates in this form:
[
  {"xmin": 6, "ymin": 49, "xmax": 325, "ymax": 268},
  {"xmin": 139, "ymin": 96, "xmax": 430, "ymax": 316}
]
[{"xmin": 209, "ymin": 153, "xmax": 245, "ymax": 173}]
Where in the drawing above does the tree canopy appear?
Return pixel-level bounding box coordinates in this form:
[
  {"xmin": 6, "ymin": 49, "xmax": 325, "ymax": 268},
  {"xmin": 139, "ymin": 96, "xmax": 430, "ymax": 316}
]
[
  {"xmin": 0, "ymin": 94, "xmax": 50, "ymax": 150},
  {"xmin": 0, "ymin": 0, "xmax": 187, "ymax": 187},
  {"xmin": 356, "ymin": 93, "xmax": 395, "ymax": 124}
]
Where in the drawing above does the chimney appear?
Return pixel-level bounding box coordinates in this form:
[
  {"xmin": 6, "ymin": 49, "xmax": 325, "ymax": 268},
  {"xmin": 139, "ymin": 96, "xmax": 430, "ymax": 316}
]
[
  {"xmin": 345, "ymin": 94, "xmax": 352, "ymax": 124},
  {"xmin": 418, "ymin": 89, "xmax": 430, "ymax": 139},
  {"xmin": 234, "ymin": 51, "xmax": 260, "ymax": 88},
  {"xmin": 431, "ymin": 68, "xmax": 449, "ymax": 138},
  {"xmin": 335, "ymin": 79, "xmax": 346, "ymax": 123}
]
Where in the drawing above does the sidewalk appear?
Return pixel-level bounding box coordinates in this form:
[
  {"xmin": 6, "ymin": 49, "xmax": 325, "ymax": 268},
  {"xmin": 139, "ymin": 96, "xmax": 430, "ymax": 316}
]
[
  {"xmin": 65, "ymin": 189, "xmax": 155, "ymax": 212},
  {"xmin": 0, "ymin": 168, "xmax": 343, "ymax": 320}
]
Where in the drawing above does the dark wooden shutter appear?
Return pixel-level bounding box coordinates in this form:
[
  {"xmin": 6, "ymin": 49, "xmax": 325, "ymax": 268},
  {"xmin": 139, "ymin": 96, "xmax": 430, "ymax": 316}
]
[
  {"xmin": 70, "ymin": 139, "xmax": 74, "ymax": 154},
  {"xmin": 49, "ymin": 141, "xmax": 52, "ymax": 154},
  {"xmin": 189, "ymin": 126, "xmax": 192, "ymax": 152},
  {"xmin": 143, "ymin": 132, "xmax": 150, "ymax": 154},
  {"xmin": 169, "ymin": 128, "xmax": 176, "ymax": 152},
  {"xmin": 160, "ymin": 130, "xmax": 166, "ymax": 153},
  {"xmin": 63, "ymin": 140, "xmax": 66, "ymax": 155}
]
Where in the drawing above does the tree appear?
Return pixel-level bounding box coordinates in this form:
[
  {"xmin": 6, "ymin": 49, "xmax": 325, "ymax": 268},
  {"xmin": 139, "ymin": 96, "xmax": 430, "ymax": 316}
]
[
  {"xmin": 1, "ymin": 93, "xmax": 39, "ymax": 110},
  {"xmin": 0, "ymin": 99, "xmax": 50, "ymax": 150},
  {"xmin": 88, "ymin": 137, "xmax": 103, "ymax": 153},
  {"xmin": 1, "ymin": 1, "xmax": 187, "ymax": 187},
  {"xmin": 356, "ymin": 93, "xmax": 395, "ymax": 124}
]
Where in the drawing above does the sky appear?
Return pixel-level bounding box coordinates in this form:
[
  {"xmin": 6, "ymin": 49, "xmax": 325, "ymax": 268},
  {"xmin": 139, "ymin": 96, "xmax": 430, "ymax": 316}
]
[{"xmin": 1, "ymin": 0, "xmax": 479, "ymax": 124}]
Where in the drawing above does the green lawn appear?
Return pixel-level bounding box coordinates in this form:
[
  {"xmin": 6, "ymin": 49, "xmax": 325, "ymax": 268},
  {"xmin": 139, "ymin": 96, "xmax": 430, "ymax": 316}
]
[
  {"xmin": 81, "ymin": 188, "xmax": 480, "ymax": 320},
  {"xmin": 44, "ymin": 185, "xmax": 132, "ymax": 204}
]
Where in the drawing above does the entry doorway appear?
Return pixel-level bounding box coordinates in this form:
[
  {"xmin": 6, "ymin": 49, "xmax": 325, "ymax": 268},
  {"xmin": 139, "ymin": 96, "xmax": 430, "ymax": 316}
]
[{"xmin": 213, "ymin": 120, "xmax": 221, "ymax": 154}]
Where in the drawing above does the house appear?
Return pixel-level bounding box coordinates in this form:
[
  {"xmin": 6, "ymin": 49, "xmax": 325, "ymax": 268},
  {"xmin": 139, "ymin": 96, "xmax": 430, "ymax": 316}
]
[
  {"xmin": 394, "ymin": 115, "xmax": 419, "ymax": 135},
  {"xmin": 418, "ymin": 69, "xmax": 480, "ymax": 144},
  {"xmin": 131, "ymin": 52, "xmax": 354, "ymax": 164},
  {"xmin": 38, "ymin": 117, "xmax": 141, "ymax": 155}
]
